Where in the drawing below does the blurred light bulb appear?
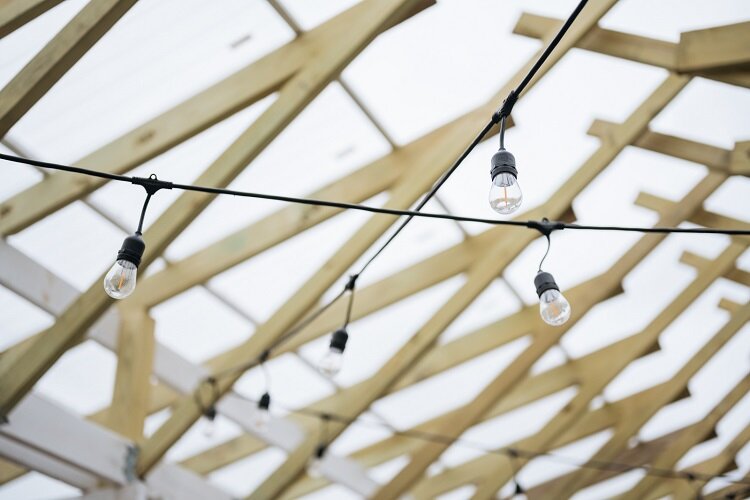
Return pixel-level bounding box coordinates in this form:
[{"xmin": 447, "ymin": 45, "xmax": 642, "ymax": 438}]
[
  {"xmin": 202, "ymin": 406, "xmax": 217, "ymax": 438},
  {"xmin": 534, "ymin": 272, "xmax": 571, "ymax": 326},
  {"xmin": 308, "ymin": 445, "xmax": 326, "ymax": 478},
  {"xmin": 489, "ymin": 149, "xmax": 522, "ymax": 215},
  {"xmin": 317, "ymin": 329, "xmax": 348, "ymax": 378},
  {"xmin": 318, "ymin": 347, "xmax": 344, "ymax": 377},
  {"xmin": 103, "ymin": 233, "xmax": 144, "ymax": 299},
  {"xmin": 253, "ymin": 392, "xmax": 271, "ymax": 430}
]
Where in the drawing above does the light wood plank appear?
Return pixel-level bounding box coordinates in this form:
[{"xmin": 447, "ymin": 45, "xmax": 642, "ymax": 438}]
[
  {"xmin": 0, "ymin": 0, "xmax": 64, "ymax": 38},
  {"xmin": 0, "ymin": 0, "xmax": 137, "ymax": 137}
]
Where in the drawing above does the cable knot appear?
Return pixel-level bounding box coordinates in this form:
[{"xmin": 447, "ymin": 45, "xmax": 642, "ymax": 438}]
[
  {"xmin": 492, "ymin": 90, "xmax": 519, "ymax": 123},
  {"xmin": 527, "ymin": 217, "xmax": 565, "ymax": 236},
  {"xmin": 345, "ymin": 274, "xmax": 359, "ymax": 291},
  {"xmin": 132, "ymin": 174, "xmax": 173, "ymax": 195}
]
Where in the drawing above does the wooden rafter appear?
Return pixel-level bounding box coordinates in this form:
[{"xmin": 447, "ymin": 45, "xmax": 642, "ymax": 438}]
[
  {"xmin": 513, "ymin": 14, "xmax": 750, "ymax": 90},
  {"xmin": 0, "ymin": 0, "xmax": 429, "ymax": 419},
  {"xmin": 0, "ymin": 0, "xmax": 137, "ymax": 138},
  {"xmin": 0, "ymin": 0, "xmax": 64, "ymax": 39},
  {"xmin": 0, "ymin": 2, "xmax": 748, "ymax": 498}
]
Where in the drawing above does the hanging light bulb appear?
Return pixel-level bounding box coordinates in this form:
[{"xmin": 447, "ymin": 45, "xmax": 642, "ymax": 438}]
[
  {"xmin": 317, "ymin": 329, "xmax": 348, "ymax": 377},
  {"xmin": 510, "ymin": 482, "xmax": 528, "ymax": 500},
  {"xmin": 252, "ymin": 392, "xmax": 271, "ymax": 430},
  {"xmin": 308, "ymin": 444, "xmax": 327, "ymax": 478},
  {"xmin": 103, "ymin": 233, "xmax": 144, "ymax": 299},
  {"xmin": 489, "ymin": 148, "xmax": 522, "ymax": 215},
  {"xmin": 534, "ymin": 271, "xmax": 571, "ymax": 326},
  {"xmin": 202, "ymin": 406, "xmax": 217, "ymax": 438}
]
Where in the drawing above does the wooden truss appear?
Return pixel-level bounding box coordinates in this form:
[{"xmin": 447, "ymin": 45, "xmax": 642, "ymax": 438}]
[{"xmin": 0, "ymin": 0, "xmax": 748, "ymax": 498}]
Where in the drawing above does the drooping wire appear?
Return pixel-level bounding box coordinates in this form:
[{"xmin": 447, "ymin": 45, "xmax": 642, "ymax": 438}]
[
  {"xmin": 354, "ymin": 117, "xmax": 497, "ymax": 277},
  {"xmin": 232, "ymin": 392, "xmax": 750, "ymax": 489}
]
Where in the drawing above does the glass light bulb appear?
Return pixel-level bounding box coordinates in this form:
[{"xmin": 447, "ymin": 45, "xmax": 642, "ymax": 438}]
[
  {"xmin": 489, "ymin": 173, "xmax": 523, "ymax": 215},
  {"xmin": 317, "ymin": 347, "xmax": 344, "ymax": 377},
  {"xmin": 539, "ymin": 289, "xmax": 571, "ymax": 326},
  {"xmin": 103, "ymin": 259, "xmax": 137, "ymax": 299},
  {"xmin": 308, "ymin": 456, "xmax": 324, "ymax": 478},
  {"xmin": 252, "ymin": 406, "xmax": 271, "ymax": 430},
  {"xmin": 203, "ymin": 417, "xmax": 216, "ymax": 438}
]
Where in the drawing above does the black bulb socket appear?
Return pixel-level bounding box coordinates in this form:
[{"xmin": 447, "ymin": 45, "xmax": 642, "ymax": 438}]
[
  {"xmin": 490, "ymin": 148, "xmax": 518, "ymax": 181},
  {"xmin": 258, "ymin": 392, "xmax": 271, "ymax": 411},
  {"xmin": 204, "ymin": 405, "xmax": 217, "ymax": 421},
  {"xmin": 534, "ymin": 271, "xmax": 559, "ymax": 298},
  {"xmin": 116, "ymin": 233, "xmax": 145, "ymax": 268},
  {"xmin": 329, "ymin": 329, "xmax": 348, "ymax": 352}
]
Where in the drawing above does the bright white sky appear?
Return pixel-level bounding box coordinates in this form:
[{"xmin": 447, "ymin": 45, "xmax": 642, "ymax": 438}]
[{"xmin": 0, "ymin": 0, "xmax": 749, "ymax": 498}]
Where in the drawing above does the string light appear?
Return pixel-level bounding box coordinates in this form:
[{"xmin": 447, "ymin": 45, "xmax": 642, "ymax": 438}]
[
  {"xmin": 489, "ymin": 114, "xmax": 523, "ymax": 215},
  {"xmin": 317, "ymin": 274, "xmax": 357, "ymax": 377},
  {"xmin": 103, "ymin": 174, "xmax": 172, "ymax": 299},
  {"xmin": 252, "ymin": 392, "xmax": 271, "ymax": 430},
  {"xmin": 308, "ymin": 414, "xmax": 331, "ymax": 478},
  {"xmin": 529, "ymin": 219, "xmax": 571, "ymax": 326},
  {"xmin": 195, "ymin": 377, "xmax": 219, "ymax": 438}
]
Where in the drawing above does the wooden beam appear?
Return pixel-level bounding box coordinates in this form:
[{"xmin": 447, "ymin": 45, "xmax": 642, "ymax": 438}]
[
  {"xmin": 107, "ymin": 307, "xmax": 155, "ymax": 442},
  {"xmin": 0, "ymin": 0, "xmax": 428, "ymax": 420},
  {"xmin": 417, "ymin": 192, "xmax": 737, "ymax": 499},
  {"xmin": 649, "ymin": 423, "xmax": 750, "ymax": 499},
  {"xmin": 0, "ymin": 0, "xmax": 137, "ymax": 137},
  {"xmin": 0, "ymin": 227, "xmax": 374, "ymax": 495},
  {"xmin": 0, "ymin": 0, "xmax": 64, "ymax": 38},
  {"xmin": 282, "ymin": 329, "xmax": 672, "ymax": 498},
  {"xmin": 677, "ymin": 21, "xmax": 750, "ymax": 73},
  {"xmin": 622, "ymin": 374, "xmax": 750, "ymax": 499},
  {"xmin": 513, "ymin": 13, "xmax": 750, "ymax": 89},
  {"xmin": 409, "ymin": 381, "xmax": 691, "ymax": 499},
  {"xmin": 0, "ymin": 0, "xmax": 430, "ymax": 236},
  {"xmin": 588, "ymin": 119, "xmax": 736, "ymax": 174},
  {"xmin": 0, "ymin": 393, "xmax": 133, "ymax": 487},
  {"xmin": 371, "ymin": 73, "xmax": 691, "ymax": 500},
  {"xmin": 545, "ymin": 299, "xmax": 750, "ymax": 499}
]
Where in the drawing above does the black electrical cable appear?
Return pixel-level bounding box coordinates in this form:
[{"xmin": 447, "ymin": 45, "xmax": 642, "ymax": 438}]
[
  {"xmin": 2, "ymin": 154, "xmax": 747, "ymax": 237},
  {"xmin": 237, "ymin": 394, "xmax": 750, "ymax": 488}
]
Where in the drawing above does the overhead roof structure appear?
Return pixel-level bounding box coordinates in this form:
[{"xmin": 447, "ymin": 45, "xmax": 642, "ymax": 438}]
[{"xmin": 0, "ymin": 0, "xmax": 749, "ymax": 498}]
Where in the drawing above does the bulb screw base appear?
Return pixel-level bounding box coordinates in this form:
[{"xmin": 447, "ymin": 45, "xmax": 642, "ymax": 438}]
[
  {"xmin": 116, "ymin": 233, "xmax": 145, "ymax": 267},
  {"xmin": 330, "ymin": 329, "xmax": 349, "ymax": 351},
  {"xmin": 490, "ymin": 149, "xmax": 517, "ymax": 180},
  {"xmin": 534, "ymin": 271, "xmax": 559, "ymax": 298}
]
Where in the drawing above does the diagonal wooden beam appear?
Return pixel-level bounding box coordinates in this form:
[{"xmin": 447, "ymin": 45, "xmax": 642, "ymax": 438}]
[
  {"xmin": 621, "ymin": 372, "xmax": 750, "ymax": 499},
  {"xmin": 649, "ymin": 423, "xmax": 750, "ymax": 500},
  {"xmin": 0, "ymin": 0, "xmax": 428, "ymax": 420},
  {"xmin": 0, "ymin": 0, "xmax": 432, "ymax": 236},
  {"xmin": 545, "ymin": 300, "xmax": 750, "ymax": 499},
  {"xmin": 525, "ymin": 424, "xmax": 709, "ymax": 499},
  {"xmin": 0, "ymin": 0, "xmax": 64, "ymax": 38},
  {"xmin": 0, "ymin": 0, "xmax": 137, "ymax": 137},
  {"xmin": 371, "ymin": 72, "xmax": 691, "ymax": 500},
  {"xmin": 513, "ymin": 14, "xmax": 750, "ymax": 89},
  {"xmin": 106, "ymin": 307, "xmax": 155, "ymax": 442},
  {"xmin": 676, "ymin": 21, "xmax": 750, "ymax": 73}
]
